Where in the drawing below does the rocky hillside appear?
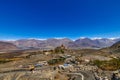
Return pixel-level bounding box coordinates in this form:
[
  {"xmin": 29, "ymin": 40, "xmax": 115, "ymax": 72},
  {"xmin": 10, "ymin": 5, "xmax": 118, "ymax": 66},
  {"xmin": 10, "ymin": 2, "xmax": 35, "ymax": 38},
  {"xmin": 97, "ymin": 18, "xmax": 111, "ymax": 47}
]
[
  {"xmin": 0, "ymin": 41, "xmax": 18, "ymax": 51},
  {"xmin": 109, "ymin": 41, "xmax": 120, "ymax": 53}
]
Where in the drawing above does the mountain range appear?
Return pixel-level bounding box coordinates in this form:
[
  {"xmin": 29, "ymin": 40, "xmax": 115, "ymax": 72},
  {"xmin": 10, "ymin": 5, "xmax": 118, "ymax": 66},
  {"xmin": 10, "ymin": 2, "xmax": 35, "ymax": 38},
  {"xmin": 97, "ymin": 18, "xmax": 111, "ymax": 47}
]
[
  {"xmin": 0, "ymin": 41, "xmax": 18, "ymax": 51},
  {"xmin": 3, "ymin": 38, "xmax": 120, "ymax": 49}
]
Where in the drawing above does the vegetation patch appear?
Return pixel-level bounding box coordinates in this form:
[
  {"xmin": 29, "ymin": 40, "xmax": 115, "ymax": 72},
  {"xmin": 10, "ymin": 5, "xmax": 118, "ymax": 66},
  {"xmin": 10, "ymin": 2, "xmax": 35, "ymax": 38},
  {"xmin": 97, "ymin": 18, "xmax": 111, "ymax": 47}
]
[
  {"xmin": 0, "ymin": 59, "xmax": 12, "ymax": 64},
  {"xmin": 48, "ymin": 57, "xmax": 65, "ymax": 65},
  {"xmin": 93, "ymin": 58, "xmax": 120, "ymax": 71},
  {"xmin": 0, "ymin": 58, "xmax": 22, "ymax": 64}
]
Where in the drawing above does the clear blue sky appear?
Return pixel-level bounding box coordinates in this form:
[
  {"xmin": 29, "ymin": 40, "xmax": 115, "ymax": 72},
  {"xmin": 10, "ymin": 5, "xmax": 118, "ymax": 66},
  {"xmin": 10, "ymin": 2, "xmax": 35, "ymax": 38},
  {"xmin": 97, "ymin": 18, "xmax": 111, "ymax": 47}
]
[{"xmin": 0, "ymin": 0, "xmax": 120, "ymax": 40}]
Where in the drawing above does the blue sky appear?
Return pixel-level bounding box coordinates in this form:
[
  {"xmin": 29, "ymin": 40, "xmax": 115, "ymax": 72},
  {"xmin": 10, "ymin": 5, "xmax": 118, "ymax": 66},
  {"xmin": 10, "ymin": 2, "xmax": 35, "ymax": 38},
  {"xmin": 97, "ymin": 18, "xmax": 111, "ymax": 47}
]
[{"xmin": 0, "ymin": 0, "xmax": 120, "ymax": 40}]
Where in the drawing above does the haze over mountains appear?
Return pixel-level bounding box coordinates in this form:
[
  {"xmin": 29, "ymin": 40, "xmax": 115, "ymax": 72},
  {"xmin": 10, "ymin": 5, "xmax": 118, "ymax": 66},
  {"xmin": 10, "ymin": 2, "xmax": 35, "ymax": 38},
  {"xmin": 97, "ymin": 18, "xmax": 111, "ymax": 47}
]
[{"xmin": 1, "ymin": 37, "xmax": 119, "ymax": 50}]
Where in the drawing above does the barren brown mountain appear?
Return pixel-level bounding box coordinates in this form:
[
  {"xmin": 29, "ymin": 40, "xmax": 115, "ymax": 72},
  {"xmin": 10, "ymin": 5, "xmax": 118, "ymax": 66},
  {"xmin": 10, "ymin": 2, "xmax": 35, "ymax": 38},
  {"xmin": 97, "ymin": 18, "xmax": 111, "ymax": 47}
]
[{"xmin": 0, "ymin": 41, "xmax": 18, "ymax": 51}]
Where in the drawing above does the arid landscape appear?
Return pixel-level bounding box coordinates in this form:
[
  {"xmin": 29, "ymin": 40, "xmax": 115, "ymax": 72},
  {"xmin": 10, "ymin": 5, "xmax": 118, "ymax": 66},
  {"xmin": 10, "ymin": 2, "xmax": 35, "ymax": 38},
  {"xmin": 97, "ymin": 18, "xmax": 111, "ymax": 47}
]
[
  {"xmin": 0, "ymin": 38, "xmax": 120, "ymax": 80},
  {"xmin": 0, "ymin": 0, "xmax": 120, "ymax": 80}
]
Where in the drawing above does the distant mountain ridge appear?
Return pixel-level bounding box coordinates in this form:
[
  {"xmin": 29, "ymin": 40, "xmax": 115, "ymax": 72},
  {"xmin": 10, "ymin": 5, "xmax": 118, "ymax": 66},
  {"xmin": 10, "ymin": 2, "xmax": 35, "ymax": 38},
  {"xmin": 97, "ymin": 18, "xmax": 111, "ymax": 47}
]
[
  {"xmin": 0, "ymin": 41, "xmax": 18, "ymax": 51},
  {"xmin": 5, "ymin": 38, "xmax": 120, "ymax": 49}
]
